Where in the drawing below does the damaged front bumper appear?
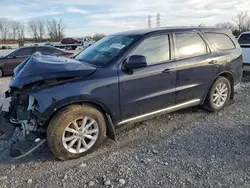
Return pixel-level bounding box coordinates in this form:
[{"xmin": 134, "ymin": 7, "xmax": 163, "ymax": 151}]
[
  {"xmin": 0, "ymin": 104, "xmax": 16, "ymax": 140},
  {"xmin": 0, "ymin": 90, "xmax": 47, "ymax": 159}
]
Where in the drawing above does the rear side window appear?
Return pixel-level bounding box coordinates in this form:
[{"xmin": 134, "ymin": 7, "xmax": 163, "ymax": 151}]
[
  {"xmin": 238, "ymin": 34, "xmax": 250, "ymax": 45},
  {"xmin": 131, "ymin": 35, "xmax": 170, "ymax": 65},
  {"xmin": 37, "ymin": 47, "xmax": 61, "ymax": 55},
  {"xmin": 15, "ymin": 48, "xmax": 35, "ymax": 56},
  {"xmin": 175, "ymin": 32, "xmax": 207, "ymax": 59},
  {"xmin": 205, "ymin": 33, "xmax": 235, "ymax": 50}
]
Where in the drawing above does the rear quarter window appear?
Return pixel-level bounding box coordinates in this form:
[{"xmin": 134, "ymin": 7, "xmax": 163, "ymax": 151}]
[{"xmin": 205, "ymin": 33, "xmax": 235, "ymax": 50}]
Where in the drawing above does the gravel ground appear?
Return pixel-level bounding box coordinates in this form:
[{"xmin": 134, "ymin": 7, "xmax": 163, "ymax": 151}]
[{"xmin": 0, "ymin": 74, "xmax": 250, "ymax": 188}]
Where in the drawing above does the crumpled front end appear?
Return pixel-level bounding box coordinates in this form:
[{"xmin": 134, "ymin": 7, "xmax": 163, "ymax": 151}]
[
  {"xmin": 0, "ymin": 88, "xmax": 47, "ymax": 141},
  {"xmin": 0, "ymin": 88, "xmax": 49, "ymax": 158}
]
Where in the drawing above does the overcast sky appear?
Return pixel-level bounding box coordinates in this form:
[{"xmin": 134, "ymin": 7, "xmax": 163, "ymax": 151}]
[{"xmin": 0, "ymin": 0, "xmax": 250, "ymax": 37}]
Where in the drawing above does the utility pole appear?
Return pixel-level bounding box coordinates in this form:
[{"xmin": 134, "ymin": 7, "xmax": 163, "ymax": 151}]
[
  {"xmin": 156, "ymin": 13, "xmax": 160, "ymax": 28},
  {"xmin": 148, "ymin": 15, "xmax": 152, "ymax": 29}
]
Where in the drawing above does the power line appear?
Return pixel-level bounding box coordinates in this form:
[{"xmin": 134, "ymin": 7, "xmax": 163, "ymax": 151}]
[
  {"xmin": 148, "ymin": 15, "xmax": 152, "ymax": 29},
  {"xmin": 156, "ymin": 13, "xmax": 161, "ymax": 28}
]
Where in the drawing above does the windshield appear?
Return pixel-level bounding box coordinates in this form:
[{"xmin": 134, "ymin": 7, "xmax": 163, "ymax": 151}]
[
  {"xmin": 75, "ymin": 35, "xmax": 136, "ymax": 66},
  {"xmin": 238, "ymin": 34, "xmax": 250, "ymax": 45}
]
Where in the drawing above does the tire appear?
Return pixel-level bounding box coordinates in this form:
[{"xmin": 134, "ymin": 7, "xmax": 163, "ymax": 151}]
[
  {"xmin": 47, "ymin": 104, "xmax": 106, "ymax": 160},
  {"xmin": 0, "ymin": 68, "xmax": 3, "ymax": 77},
  {"xmin": 203, "ymin": 76, "xmax": 231, "ymax": 112}
]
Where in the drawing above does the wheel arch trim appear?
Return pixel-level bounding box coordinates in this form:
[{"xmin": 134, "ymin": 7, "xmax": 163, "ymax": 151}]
[{"xmin": 40, "ymin": 98, "xmax": 116, "ymax": 141}]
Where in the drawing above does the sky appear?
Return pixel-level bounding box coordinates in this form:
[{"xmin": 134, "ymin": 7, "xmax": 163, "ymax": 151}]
[{"xmin": 0, "ymin": 0, "xmax": 250, "ymax": 37}]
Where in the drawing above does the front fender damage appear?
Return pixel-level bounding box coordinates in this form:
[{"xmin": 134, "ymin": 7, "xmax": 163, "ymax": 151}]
[{"xmin": 0, "ymin": 90, "xmax": 46, "ymax": 159}]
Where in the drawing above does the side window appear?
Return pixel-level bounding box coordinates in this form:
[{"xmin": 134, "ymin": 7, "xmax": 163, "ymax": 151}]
[
  {"xmin": 131, "ymin": 35, "xmax": 170, "ymax": 65},
  {"xmin": 15, "ymin": 48, "xmax": 35, "ymax": 56},
  {"xmin": 205, "ymin": 33, "xmax": 235, "ymax": 50},
  {"xmin": 37, "ymin": 47, "xmax": 60, "ymax": 55},
  {"xmin": 238, "ymin": 34, "xmax": 250, "ymax": 45},
  {"xmin": 175, "ymin": 32, "xmax": 207, "ymax": 59}
]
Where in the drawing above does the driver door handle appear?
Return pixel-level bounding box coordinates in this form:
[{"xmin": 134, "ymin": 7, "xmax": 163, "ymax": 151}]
[
  {"xmin": 162, "ymin": 69, "xmax": 173, "ymax": 73},
  {"xmin": 208, "ymin": 60, "xmax": 218, "ymax": 64}
]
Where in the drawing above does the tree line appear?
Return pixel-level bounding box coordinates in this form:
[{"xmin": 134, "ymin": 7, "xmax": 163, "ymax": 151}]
[
  {"xmin": 0, "ymin": 18, "xmax": 66, "ymax": 43},
  {"xmin": 1, "ymin": 11, "xmax": 249, "ymax": 44},
  {"xmin": 213, "ymin": 12, "xmax": 250, "ymax": 36}
]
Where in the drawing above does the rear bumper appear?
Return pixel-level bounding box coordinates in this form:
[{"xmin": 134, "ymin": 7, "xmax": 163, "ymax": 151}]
[
  {"xmin": 243, "ymin": 63, "xmax": 250, "ymax": 71},
  {"xmin": 0, "ymin": 105, "xmax": 16, "ymax": 141}
]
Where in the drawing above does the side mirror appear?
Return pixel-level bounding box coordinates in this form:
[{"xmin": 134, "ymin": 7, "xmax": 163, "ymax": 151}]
[{"xmin": 124, "ymin": 55, "xmax": 147, "ymax": 69}]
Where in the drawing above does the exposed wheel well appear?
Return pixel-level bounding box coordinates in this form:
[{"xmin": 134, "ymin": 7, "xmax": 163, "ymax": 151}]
[
  {"xmin": 202, "ymin": 72, "xmax": 234, "ymax": 104},
  {"xmin": 48, "ymin": 101, "xmax": 116, "ymax": 140}
]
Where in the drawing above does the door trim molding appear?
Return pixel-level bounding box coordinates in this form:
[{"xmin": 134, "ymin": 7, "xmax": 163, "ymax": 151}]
[{"xmin": 117, "ymin": 99, "xmax": 201, "ymax": 126}]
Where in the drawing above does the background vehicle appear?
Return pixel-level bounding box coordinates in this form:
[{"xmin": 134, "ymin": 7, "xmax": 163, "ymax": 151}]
[
  {"xmin": 55, "ymin": 37, "xmax": 95, "ymax": 50},
  {"xmin": 238, "ymin": 31, "xmax": 250, "ymax": 71},
  {"xmin": 61, "ymin": 38, "xmax": 81, "ymax": 44},
  {"xmin": 0, "ymin": 46, "xmax": 73, "ymax": 77},
  {"xmin": 0, "ymin": 27, "xmax": 243, "ymax": 160}
]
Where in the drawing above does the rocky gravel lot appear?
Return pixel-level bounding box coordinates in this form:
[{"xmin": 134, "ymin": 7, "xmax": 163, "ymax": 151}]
[{"xmin": 0, "ymin": 74, "xmax": 250, "ymax": 188}]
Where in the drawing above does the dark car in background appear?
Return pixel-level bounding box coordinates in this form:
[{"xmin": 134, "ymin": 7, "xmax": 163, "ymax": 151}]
[
  {"xmin": 61, "ymin": 37, "xmax": 81, "ymax": 44},
  {"xmin": 0, "ymin": 46, "xmax": 74, "ymax": 77},
  {"xmin": 0, "ymin": 27, "xmax": 242, "ymax": 160}
]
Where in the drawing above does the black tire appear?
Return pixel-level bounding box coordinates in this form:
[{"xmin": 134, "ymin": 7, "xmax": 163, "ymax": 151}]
[
  {"xmin": 203, "ymin": 76, "xmax": 231, "ymax": 112},
  {"xmin": 47, "ymin": 104, "xmax": 106, "ymax": 160},
  {"xmin": 0, "ymin": 68, "xmax": 3, "ymax": 77}
]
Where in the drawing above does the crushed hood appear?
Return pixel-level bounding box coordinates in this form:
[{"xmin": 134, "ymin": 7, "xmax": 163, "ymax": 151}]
[{"xmin": 10, "ymin": 52, "xmax": 96, "ymax": 88}]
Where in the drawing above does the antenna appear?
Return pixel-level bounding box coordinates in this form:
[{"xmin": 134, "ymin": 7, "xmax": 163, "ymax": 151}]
[
  {"xmin": 148, "ymin": 15, "xmax": 152, "ymax": 29},
  {"xmin": 156, "ymin": 13, "xmax": 160, "ymax": 28}
]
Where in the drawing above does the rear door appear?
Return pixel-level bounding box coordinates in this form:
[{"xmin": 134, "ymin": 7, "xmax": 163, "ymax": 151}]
[
  {"xmin": 3, "ymin": 47, "xmax": 36, "ymax": 73},
  {"xmin": 118, "ymin": 33, "xmax": 176, "ymax": 121},
  {"xmin": 173, "ymin": 31, "xmax": 219, "ymax": 104}
]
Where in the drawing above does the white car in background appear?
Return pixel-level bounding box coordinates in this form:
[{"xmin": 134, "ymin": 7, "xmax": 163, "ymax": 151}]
[{"xmin": 238, "ymin": 32, "xmax": 250, "ymax": 71}]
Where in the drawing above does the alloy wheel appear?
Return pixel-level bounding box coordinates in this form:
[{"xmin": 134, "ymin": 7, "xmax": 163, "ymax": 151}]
[
  {"xmin": 62, "ymin": 116, "xmax": 99, "ymax": 154},
  {"xmin": 212, "ymin": 83, "xmax": 229, "ymax": 108}
]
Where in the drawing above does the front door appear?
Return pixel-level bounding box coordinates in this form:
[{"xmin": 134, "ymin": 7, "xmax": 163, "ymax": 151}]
[{"xmin": 118, "ymin": 33, "xmax": 176, "ymax": 121}]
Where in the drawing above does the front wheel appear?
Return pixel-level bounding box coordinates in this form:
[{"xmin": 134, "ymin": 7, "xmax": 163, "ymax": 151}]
[
  {"xmin": 203, "ymin": 76, "xmax": 231, "ymax": 112},
  {"xmin": 47, "ymin": 104, "xmax": 106, "ymax": 160}
]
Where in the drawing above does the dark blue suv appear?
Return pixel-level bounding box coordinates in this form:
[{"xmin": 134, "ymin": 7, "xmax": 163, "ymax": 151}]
[{"xmin": 0, "ymin": 27, "xmax": 243, "ymax": 160}]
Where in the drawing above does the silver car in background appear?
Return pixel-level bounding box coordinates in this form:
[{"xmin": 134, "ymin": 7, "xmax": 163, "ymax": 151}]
[{"xmin": 238, "ymin": 31, "xmax": 250, "ymax": 71}]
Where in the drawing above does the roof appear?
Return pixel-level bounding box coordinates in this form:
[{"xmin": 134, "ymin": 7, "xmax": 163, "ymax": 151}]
[
  {"xmin": 242, "ymin": 31, "xmax": 250, "ymax": 34},
  {"xmin": 112, "ymin": 27, "xmax": 227, "ymax": 36}
]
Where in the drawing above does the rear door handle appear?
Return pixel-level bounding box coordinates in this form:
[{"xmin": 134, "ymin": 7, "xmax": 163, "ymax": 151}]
[
  {"xmin": 208, "ymin": 60, "xmax": 218, "ymax": 64},
  {"xmin": 162, "ymin": 69, "xmax": 173, "ymax": 73}
]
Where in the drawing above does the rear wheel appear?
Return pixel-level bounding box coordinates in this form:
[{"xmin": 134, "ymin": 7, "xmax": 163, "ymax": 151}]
[
  {"xmin": 47, "ymin": 104, "xmax": 106, "ymax": 160},
  {"xmin": 204, "ymin": 76, "xmax": 231, "ymax": 112}
]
